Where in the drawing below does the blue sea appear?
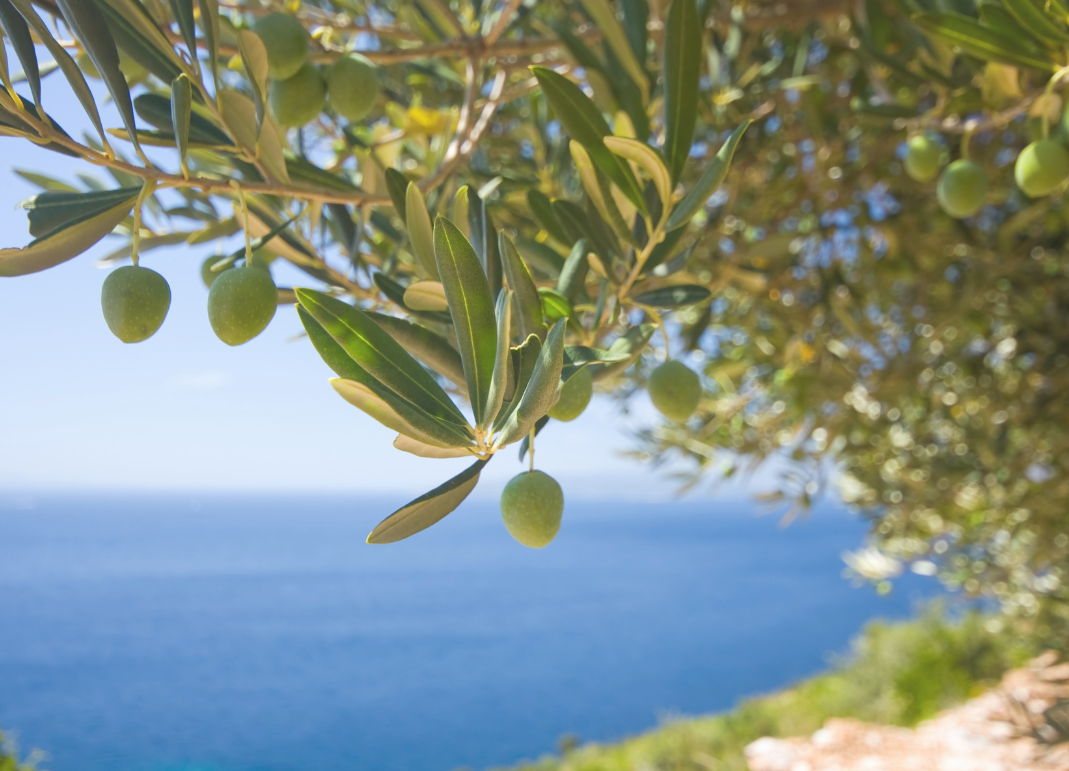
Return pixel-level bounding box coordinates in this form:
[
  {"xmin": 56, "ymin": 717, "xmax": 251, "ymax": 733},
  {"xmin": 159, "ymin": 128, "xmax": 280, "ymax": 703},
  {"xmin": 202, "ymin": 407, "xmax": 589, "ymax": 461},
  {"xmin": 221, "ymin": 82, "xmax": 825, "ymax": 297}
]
[{"xmin": 0, "ymin": 493, "xmax": 939, "ymax": 771}]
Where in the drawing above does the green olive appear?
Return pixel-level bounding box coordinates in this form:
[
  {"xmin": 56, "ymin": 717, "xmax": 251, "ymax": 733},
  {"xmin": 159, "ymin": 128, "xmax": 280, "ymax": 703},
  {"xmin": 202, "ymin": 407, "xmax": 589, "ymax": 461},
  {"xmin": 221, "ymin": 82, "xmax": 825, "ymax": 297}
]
[
  {"xmin": 648, "ymin": 360, "xmax": 702, "ymax": 422},
  {"xmin": 206, "ymin": 266, "xmax": 278, "ymax": 346},
  {"xmin": 269, "ymin": 62, "xmax": 326, "ymax": 128},
  {"xmin": 327, "ymin": 54, "xmax": 380, "ymax": 122},
  {"xmin": 252, "ymin": 13, "xmax": 309, "ymax": 81},
  {"xmin": 500, "ymin": 470, "xmax": 564, "ymax": 549},
  {"xmin": 200, "ymin": 255, "xmax": 231, "ymax": 288},
  {"xmin": 101, "ymin": 265, "xmax": 171, "ymax": 343},
  {"xmin": 548, "ymin": 367, "xmax": 593, "ymax": 422},
  {"xmin": 904, "ymin": 135, "xmax": 942, "ymax": 183},
  {"xmin": 1015, "ymin": 140, "xmax": 1069, "ymax": 198},
  {"xmin": 936, "ymin": 160, "xmax": 988, "ymax": 219}
]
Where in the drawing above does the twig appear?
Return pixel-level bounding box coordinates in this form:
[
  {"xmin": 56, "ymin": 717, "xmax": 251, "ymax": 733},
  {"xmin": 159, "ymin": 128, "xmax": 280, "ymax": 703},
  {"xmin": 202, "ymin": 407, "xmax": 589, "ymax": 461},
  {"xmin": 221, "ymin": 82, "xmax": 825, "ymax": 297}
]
[{"xmin": 484, "ymin": 0, "xmax": 526, "ymax": 47}]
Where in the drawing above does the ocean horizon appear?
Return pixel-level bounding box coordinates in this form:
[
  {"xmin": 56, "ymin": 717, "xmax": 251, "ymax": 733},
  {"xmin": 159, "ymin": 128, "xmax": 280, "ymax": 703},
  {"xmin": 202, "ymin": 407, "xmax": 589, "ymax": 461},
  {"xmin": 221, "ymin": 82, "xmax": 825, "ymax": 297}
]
[{"xmin": 0, "ymin": 492, "xmax": 939, "ymax": 771}]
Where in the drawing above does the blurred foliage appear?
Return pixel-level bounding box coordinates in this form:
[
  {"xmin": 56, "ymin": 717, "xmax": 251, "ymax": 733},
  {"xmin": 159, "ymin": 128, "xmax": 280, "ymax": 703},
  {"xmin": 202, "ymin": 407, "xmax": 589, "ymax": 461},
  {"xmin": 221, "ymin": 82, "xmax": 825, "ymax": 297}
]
[
  {"xmin": 0, "ymin": 731, "xmax": 36, "ymax": 771},
  {"xmin": 491, "ymin": 605, "xmax": 1040, "ymax": 771}
]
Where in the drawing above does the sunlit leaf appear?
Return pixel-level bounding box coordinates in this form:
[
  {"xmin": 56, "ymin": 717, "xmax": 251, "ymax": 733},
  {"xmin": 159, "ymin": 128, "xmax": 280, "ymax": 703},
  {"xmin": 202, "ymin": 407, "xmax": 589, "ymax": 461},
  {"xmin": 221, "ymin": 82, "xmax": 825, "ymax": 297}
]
[
  {"xmin": 366, "ymin": 459, "xmax": 486, "ymax": 544},
  {"xmin": 366, "ymin": 311, "xmax": 466, "ymax": 388},
  {"xmin": 665, "ymin": 120, "xmax": 750, "ymax": 231},
  {"xmin": 492, "ymin": 318, "xmax": 566, "ymax": 449},
  {"xmin": 662, "ymin": 0, "xmax": 701, "ymax": 185},
  {"xmin": 406, "ymin": 182, "xmax": 439, "ymax": 280},
  {"xmin": 499, "ymin": 232, "xmax": 548, "ymax": 342},
  {"xmin": 404, "ymin": 280, "xmax": 450, "ymax": 312},
  {"xmin": 481, "ymin": 289, "xmax": 513, "ymax": 430}
]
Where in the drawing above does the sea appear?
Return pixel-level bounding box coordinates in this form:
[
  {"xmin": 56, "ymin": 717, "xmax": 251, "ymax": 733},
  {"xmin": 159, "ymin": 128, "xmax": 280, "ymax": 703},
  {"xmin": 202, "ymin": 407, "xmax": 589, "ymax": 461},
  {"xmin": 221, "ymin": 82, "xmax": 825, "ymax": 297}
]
[{"xmin": 0, "ymin": 492, "xmax": 940, "ymax": 771}]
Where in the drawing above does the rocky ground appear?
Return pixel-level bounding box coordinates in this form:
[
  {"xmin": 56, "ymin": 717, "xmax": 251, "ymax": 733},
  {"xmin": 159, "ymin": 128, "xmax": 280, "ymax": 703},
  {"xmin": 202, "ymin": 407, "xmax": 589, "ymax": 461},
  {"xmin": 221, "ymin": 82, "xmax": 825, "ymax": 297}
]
[{"xmin": 745, "ymin": 651, "xmax": 1069, "ymax": 771}]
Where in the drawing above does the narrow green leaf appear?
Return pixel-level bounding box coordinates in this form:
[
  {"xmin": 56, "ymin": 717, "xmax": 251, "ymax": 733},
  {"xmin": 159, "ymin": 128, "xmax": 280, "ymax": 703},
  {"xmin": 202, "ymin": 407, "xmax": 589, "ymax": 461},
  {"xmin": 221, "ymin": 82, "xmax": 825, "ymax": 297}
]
[
  {"xmin": 373, "ymin": 272, "xmax": 453, "ymax": 325},
  {"xmin": 297, "ymin": 305, "xmax": 472, "ymax": 448},
  {"xmin": 95, "ymin": 0, "xmax": 185, "ymax": 71},
  {"xmin": 218, "ymin": 90, "xmax": 289, "ymax": 183},
  {"xmin": 0, "ymin": 0, "xmax": 40, "ymax": 106},
  {"xmin": 434, "ymin": 216, "xmax": 498, "ymax": 417},
  {"xmin": 643, "ymin": 227, "xmax": 687, "ymax": 275},
  {"xmin": 8, "ymin": 0, "xmax": 107, "ymax": 146},
  {"xmin": 393, "ymin": 435, "xmax": 472, "ymax": 459},
  {"xmin": 665, "ymin": 120, "xmax": 750, "ymax": 231},
  {"xmin": 603, "ymin": 136, "xmax": 672, "ymax": 220},
  {"xmin": 556, "ymin": 239, "xmax": 589, "ymax": 303},
  {"xmin": 499, "ymin": 232, "xmax": 548, "ymax": 342},
  {"xmin": 494, "ymin": 333, "xmax": 541, "ymax": 432},
  {"xmin": 171, "ymin": 74, "xmax": 192, "ymax": 175},
  {"xmin": 481, "ymin": 290, "xmax": 513, "ymax": 430},
  {"xmin": 531, "ymin": 66, "xmax": 647, "ymax": 214},
  {"xmin": 287, "ymin": 154, "xmax": 360, "ymax": 193},
  {"xmin": 134, "ymin": 92, "xmax": 231, "ymax": 145},
  {"xmin": 632, "ymin": 284, "xmax": 711, "ymax": 308},
  {"xmin": 0, "ymin": 196, "xmax": 135, "ymax": 277},
  {"xmin": 912, "ymin": 12, "xmax": 1058, "ymax": 71},
  {"xmin": 976, "ymin": 2, "xmax": 1045, "ymax": 50},
  {"xmin": 366, "ymin": 311, "xmax": 466, "ymax": 388},
  {"xmin": 57, "ymin": 0, "xmax": 143, "ymax": 158},
  {"xmin": 403, "ymin": 280, "xmax": 449, "ymax": 312},
  {"xmin": 22, "ymin": 186, "xmax": 141, "ymax": 238},
  {"xmin": 406, "ymin": 182, "xmax": 439, "ymax": 280},
  {"xmin": 515, "ymin": 240, "xmax": 565, "ymax": 278},
  {"xmin": 466, "ymin": 186, "xmax": 502, "ymax": 296},
  {"xmin": 385, "ymin": 168, "xmax": 409, "ymax": 221},
  {"xmin": 296, "ymin": 288, "xmax": 469, "ymax": 428},
  {"xmin": 619, "ymin": 0, "xmax": 649, "ymax": 63},
  {"xmin": 168, "ymin": 0, "xmax": 197, "ymax": 57},
  {"xmin": 553, "ymin": 199, "xmax": 616, "ymax": 267},
  {"xmin": 94, "ymin": 0, "xmax": 184, "ymax": 85},
  {"xmin": 593, "ymin": 323, "xmax": 655, "ymax": 380},
  {"xmin": 663, "ymin": 0, "xmax": 701, "ymax": 185},
  {"xmin": 1001, "ymin": 0, "xmax": 1069, "ymax": 44},
  {"xmin": 237, "ymin": 29, "xmax": 268, "ymax": 133},
  {"xmin": 527, "ymin": 189, "xmax": 570, "ymax": 245},
  {"xmin": 538, "ymin": 287, "xmax": 574, "ymax": 322},
  {"xmin": 578, "ymin": 0, "xmax": 649, "ymax": 103},
  {"xmin": 330, "ymin": 378, "xmax": 464, "ymax": 448},
  {"xmin": 452, "ymin": 186, "xmax": 470, "ymax": 239},
  {"xmin": 492, "ymin": 319, "xmax": 566, "ymax": 449},
  {"xmin": 197, "ymin": 0, "xmax": 220, "ymax": 84},
  {"xmin": 366, "ymin": 459, "xmax": 487, "ymax": 544},
  {"xmin": 13, "ymin": 170, "xmax": 79, "ymax": 193}
]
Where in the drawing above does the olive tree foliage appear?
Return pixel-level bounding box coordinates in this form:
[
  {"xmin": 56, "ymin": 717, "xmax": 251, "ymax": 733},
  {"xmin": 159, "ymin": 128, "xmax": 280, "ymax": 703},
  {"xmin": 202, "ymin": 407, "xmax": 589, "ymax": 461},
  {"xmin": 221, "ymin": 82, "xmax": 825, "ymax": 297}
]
[{"xmin": 1, "ymin": 0, "xmax": 1068, "ymax": 623}]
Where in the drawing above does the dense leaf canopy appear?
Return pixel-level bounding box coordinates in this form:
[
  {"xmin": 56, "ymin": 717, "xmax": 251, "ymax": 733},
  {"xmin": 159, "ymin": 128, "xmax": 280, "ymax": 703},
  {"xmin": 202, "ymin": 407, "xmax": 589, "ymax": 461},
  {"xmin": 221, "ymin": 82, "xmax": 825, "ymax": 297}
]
[{"xmin": 2, "ymin": 0, "xmax": 1068, "ymax": 634}]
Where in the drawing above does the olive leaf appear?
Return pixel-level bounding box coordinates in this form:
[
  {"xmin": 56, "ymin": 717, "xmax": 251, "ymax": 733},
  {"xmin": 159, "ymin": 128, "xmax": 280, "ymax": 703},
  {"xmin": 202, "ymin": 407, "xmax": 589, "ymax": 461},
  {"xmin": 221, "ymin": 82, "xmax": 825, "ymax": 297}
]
[
  {"xmin": 531, "ymin": 66, "xmax": 647, "ymax": 215},
  {"xmin": 466, "ymin": 185, "xmax": 502, "ymax": 296},
  {"xmin": 577, "ymin": 0, "xmax": 649, "ymax": 104},
  {"xmin": 298, "ymin": 305, "xmax": 473, "ymax": 447},
  {"xmin": 594, "ymin": 322, "xmax": 655, "ymax": 380},
  {"xmin": 57, "ymin": 0, "xmax": 143, "ymax": 158},
  {"xmin": 237, "ymin": 29, "xmax": 269, "ymax": 134},
  {"xmin": 434, "ymin": 216, "xmax": 498, "ymax": 420},
  {"xmin": 1001, "ymin": 0, "xmax": 1069, "ymax": 45},
  {"xmin": 527, "ymin": 188, "xmax": 570, "ymax": 245},
  {"xmin": 296, "ymin": 288, "xmax": 469, "ymax": 428},
  {"xmin": 134, "ymin": 93, "xmax": 232, "ymax": 146},
  {"xmin": 499, "ymin": 232, "xmax": 548, "ymax": 342},
  {"xmin": 168, "ymin": 0, "xmax": 197, "ymax": 58},
  {"xmin": 452, "ymin": 186, "xmax": 470, "ymax": 239},
  {"xmin": 556, "ymin": 239, "xmax": 590, "ymax": 303},
  {"xmin": 912, "ymin": 12, "xmax": 1058, "ymax": 71},
  {"xmin": 197, "ymin": 0, "xmax": 220, "ymax": 85},
  {"xmin": 481, "ymin": 289, "xmax": 513, "ymax": 430},
  {"xmin": 23, "ymin": 186, "xmax": 141, "ymax": 238},
  {"xmin": 632, "ymin": 284, "xmax": 711, "ymax": 308},
  {"xmin": 0, "ymin": 195, "xmax": 136, "ymax": 277},
  {"xmin": 330, "ymin": 379, "xmax": 465, "ymax": 449},
  {"xmin": 8, "ymin": 0, "xmax": 107, "ymax": 147},
  {"xmin": 366, "ymin": 311, "xmax": 466, "ymax": 388},
  {"xmin": 93, "ymin": 0, "xmax": 183, "ymax": 85},
  {"xmin": 662, "ymin": 0, "xmax": 701, "ymax": 186},
  {"xmin": 492, "ymin": 318, "xmax": 566, "ymax": 449},
  {"xmin": 366, "ymin": 459, "xmax": 487, "ymax": 544},
  {"xmin": 603, "ymin": 136, "xmax": 672, "ymax": 221},
  {"xmin": 665, "ymin": 120, "xmax": 750, "ymax": 231},
  {"xmin": 218, "ymin": 90, "xmax": 289, "ymax": 182},
  {"xmin": 374, "ymin": 272, "xmax": 453, "ymax": 325},
  {"xmin": 384, "ymin": 168, "xmax": 409, "ymax": 221},
  {"xmin": 494, "ymin": 333, "xmax": 542, "ymax": 432},
  {"xmin": 406, "ymin": 182, "xmax": 439, "ymax": 280},
  {"xmin": 570, "ymin": 140, "xmax": 630, "ymax": 242},
  {"xmin": 404, "ymin": 280, "xmax": 449, "ymax": 312},
  {"xmin": 0, "ymin": 0, "xmax": 40, "ymax": 107},
  {"xmin": 171, "ymin": 74, "xmax": 192, "ymax": 175},
  {"xmin": 393, "ymin": 434, "xmax": 472, "ymax": 459},
  {"xmin": 538, "ymin": 287, "xmax": 574, "ymax": 322}
]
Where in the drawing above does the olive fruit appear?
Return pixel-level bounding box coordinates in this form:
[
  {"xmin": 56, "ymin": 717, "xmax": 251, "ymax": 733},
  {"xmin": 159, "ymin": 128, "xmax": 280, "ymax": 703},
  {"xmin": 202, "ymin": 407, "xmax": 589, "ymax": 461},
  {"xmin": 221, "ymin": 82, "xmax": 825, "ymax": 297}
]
[
  {"xmin": 269, "ymin": 62, "xmax": 326, "ymax": 128},
  {"xmin": 206, "ymin": 266, "xmax": 278, "ymax": 346},
  {"xmin": 327, "ymin": 54, "xmax": 380, "ymax": 122},
  {"xmin": 648, "ymin": 360, "xmax": 702, "ymax": 422},
  {"xmin": 936, "ymin": 160, "xmax": 987, "ymax": 219},
  {"xmin": 101, "ymin": 265, "xmax": 171, "ymax": 343},
  {"xmin": 548, "ymin": 367, "xmax": 593, "ymax": 422},
  {"xmin": 904, "ymin": 135, "xmax": 942, "ymax": 182},
  {"xmin": 253, "ymin": 13, "xmax": 308, "ymax": 81},
  {"xmin": 200, "ymin": 255, "xmax": 230, "ymax": 288},
  {"xmin": 500, "ymin": 470, "xmax": 564, "ymax": 549},
  {"xmin": 1015, "ymin": 140, "xmax": 1069, "ymax": 198}
]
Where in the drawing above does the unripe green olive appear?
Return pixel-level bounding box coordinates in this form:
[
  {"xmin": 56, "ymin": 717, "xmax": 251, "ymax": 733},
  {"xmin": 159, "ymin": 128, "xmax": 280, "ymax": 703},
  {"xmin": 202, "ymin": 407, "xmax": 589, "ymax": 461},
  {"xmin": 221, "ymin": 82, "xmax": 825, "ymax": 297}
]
[
  {"xmin": 207, "ymin": 266, "xmax": 278, "ymax": 346},
  {"xmin": 200, "ymin": 255, "xmax": 231, "ymax": 288},
  {"xmin": 327, "ymin": 54, "xmax": 380, "ymax": 122},
  {"xmin": 101, "ymin": 265, "xmax": 171, "ymax": 343},
  {"xmin": 904, "ymin": 135, "xmax": 942, "ymax": 182},
  {"xmin": 269, "ymin": 62, "xmax": 326, "ymax": 128},
  {"xmin": 648, "ymin": 360, "xmax": 702, "ymax": 423},
  {"xmin": 936, "ymin": 160, "xmax": 988, "ymax": 219},
  {"xmin": 500, "ymin": 470, "xmax": 564, "ymax": 549},
  {"xmin": 253, "ymin": 13, "xmax": 309, "ymax": 81},
  {"xmin": 1015, "ymin": 140, "xmax": 1069, "ymax": 198},
  {"xmin": 548, "ymin": 367, "xmax": 593, "ymax": 422}
]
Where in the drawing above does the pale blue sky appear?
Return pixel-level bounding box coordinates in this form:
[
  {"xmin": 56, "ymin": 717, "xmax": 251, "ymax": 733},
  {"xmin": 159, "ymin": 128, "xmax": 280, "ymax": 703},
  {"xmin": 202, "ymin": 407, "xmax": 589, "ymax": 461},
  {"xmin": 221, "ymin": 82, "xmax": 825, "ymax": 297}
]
[{"xmin": 0, "ymin": 52, "xmax": 760, "ymax": 502}]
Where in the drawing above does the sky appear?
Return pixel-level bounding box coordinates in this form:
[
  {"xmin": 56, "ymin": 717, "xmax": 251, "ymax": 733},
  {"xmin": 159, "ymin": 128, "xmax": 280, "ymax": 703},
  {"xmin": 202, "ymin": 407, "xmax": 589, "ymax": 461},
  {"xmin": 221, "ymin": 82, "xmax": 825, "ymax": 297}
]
[{"xmin": 0, "ymin": 48, "xmax": 766, "ymax": 502}]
